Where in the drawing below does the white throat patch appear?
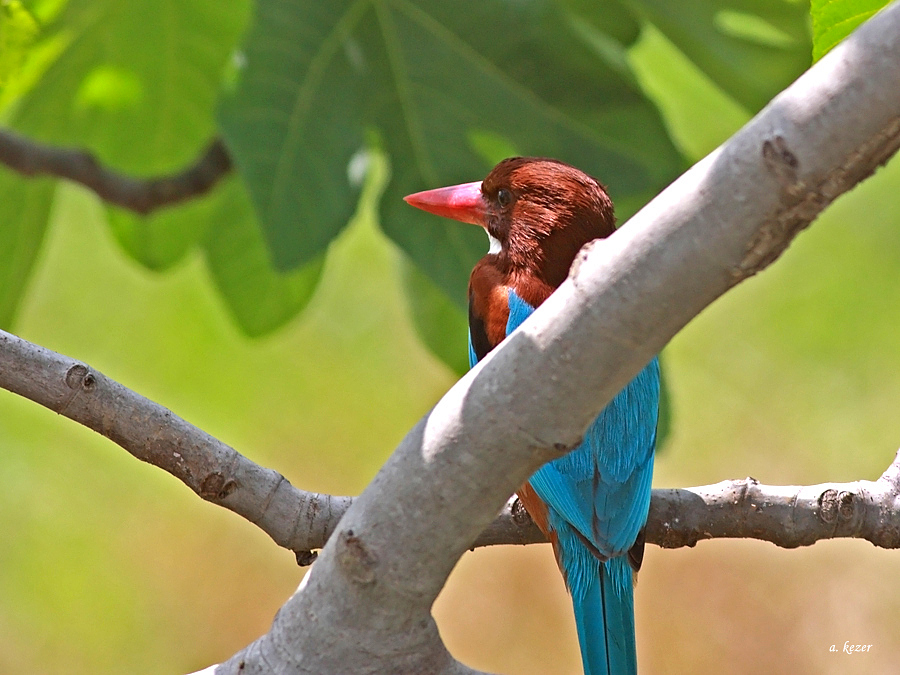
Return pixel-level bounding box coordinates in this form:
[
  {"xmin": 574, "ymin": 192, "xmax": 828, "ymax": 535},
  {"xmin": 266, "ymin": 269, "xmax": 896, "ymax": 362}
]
[{"xmin": 487, "ymin": 233, "xmax": 502, "ymax": 255}]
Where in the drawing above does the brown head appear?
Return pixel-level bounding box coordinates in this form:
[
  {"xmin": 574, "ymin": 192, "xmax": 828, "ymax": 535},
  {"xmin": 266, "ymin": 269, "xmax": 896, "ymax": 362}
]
[{"xmin": 404, "ymin": 157, "xmax": 616, "ymax": 289}]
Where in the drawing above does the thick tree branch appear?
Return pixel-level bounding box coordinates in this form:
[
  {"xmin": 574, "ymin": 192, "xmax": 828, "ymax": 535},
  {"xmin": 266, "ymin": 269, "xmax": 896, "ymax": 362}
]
[{"xmin": 0, "ymin": 129, "xmax": 231, "ymax": 213}]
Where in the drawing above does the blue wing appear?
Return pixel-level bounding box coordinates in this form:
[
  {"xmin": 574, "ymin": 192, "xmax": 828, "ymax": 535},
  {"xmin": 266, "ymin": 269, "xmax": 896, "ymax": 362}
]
[
  {"xmin": 504, "ymin": 289, "xmax": 659, "ymax": 578},
  {"xmin": 473, "ymin": 287, "xmax": 658, "ymax": 675}
]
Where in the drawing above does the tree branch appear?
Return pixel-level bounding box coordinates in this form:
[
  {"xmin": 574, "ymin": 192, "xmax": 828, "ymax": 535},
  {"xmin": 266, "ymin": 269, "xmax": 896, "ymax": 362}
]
[
  {"xmin": 646, "ymin": 451, "xmax": 900, "ymax": 550},
  {"xmin": 0, "ymin": 328, "xmax": 347, "ymax": 565},
  {"xmin": 0, "ymin": 129, "xmax": 232, "ymax": 214},
  {"xmin": 7, "ymin": 327, "xmax": 900, "ymax": 562},
  {"xmin": 486, "ymin": 452, "xmax": 900, "ymax": 551}
]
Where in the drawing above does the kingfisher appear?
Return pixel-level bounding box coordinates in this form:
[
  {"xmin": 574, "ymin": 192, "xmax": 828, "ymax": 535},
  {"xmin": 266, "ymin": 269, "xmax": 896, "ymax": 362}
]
[{"xmin": 405, "ymin": 157, "xmax": 659, "ymax": 675}]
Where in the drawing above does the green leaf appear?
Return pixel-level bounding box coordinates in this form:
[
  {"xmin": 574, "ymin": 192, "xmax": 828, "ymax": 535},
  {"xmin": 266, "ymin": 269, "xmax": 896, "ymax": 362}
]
[
  {"xmin": 203, "ymin": 176, "xmax": 325, "ymax": 337},
  {"xmin": 560, "ymin": 0, "xmax": 651, "ymax": 79},
  {"xmin": 811, "ymin": 0, "xmax": 889, "ymax": 61},
  {"xmin": 0, "ymin": 0, "xmax": 39, "ymax": 86},
  {"xmin": 0, "ymin": 15, "xmax": 69, "ymax": 118},
  {"xmin": 9, "ymin": 0, "xmax": 250, "ymax": 174},
  {"xmin": 627, "ymin": 0, "xmax": 812, "ymax": 111},
  {"xmin": 629, "ymin": 24, "xmax": 751, "ymax": 162},
  {"xmin": 106, "ymin": 193, "xmax": 218, "ymax": 272},
  {"xmin": 562, "ymin": 0, "xmax": 643, "ymax": 49},
  {"xmin": 400, "ymin": 259, "xmax": 469, "ymax": 375},
  {"xmin": 0, "ymin": 167, "xmax": 55, "ymax": 328},
  {"xmin": 219, "ymin": 0, "xmax": 371, "ymax": 279},
  {"xmin": 220, "ymin": 0, "xmax": 683, "ymax": 307}
]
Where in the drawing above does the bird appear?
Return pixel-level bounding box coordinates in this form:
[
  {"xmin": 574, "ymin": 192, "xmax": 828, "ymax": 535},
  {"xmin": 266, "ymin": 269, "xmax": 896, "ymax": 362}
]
[{"xmin": 404, "ymin": 157, "xmax": 660, "ymax": 675}]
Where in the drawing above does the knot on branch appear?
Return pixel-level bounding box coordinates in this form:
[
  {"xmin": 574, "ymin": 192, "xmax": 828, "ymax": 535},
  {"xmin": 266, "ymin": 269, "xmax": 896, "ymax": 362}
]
[
  {"xmin": 735, "ymin": 136, "xmax": 819, "ymax": 280},
  {"xmin": 59, "ymin": 363, "xmax": 97, "ymax": 414},
  {"xmin": 549, "ymin": 439, "xmax": 581, "ymax": 460},
  {"xmin": 65, "ymin": 363, "xmax": 96, "ymax": 391},
  {"xmin": 762, "ymin": 135, "xmax": 800, "ymax": 190},
  {"xmin": 337, "ymin": 529, "xmax": 378, "ymax": 585},
  {"xmin": 738, "ymin": 119, "xmax": 900, "ymax": 284},
  {"xmin": 199, "ymin": 472, "xmax": 237, "ymax": 500},
  {"xmin": 817, "ymin": 489, "xmax": 856, "ymax": 525}
]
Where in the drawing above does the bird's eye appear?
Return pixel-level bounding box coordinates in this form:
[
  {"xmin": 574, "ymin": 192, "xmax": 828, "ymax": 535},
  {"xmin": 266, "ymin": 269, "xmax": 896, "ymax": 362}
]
[{"xmin": 496, "ymin": 188, "xmax": 512, "ymax": 208}]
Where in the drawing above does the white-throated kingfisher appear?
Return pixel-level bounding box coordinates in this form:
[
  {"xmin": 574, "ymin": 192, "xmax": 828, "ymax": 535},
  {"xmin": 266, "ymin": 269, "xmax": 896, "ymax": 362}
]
[{"xmin": 405, "ymin": 157, "xmax": 659, "ymax": 675}]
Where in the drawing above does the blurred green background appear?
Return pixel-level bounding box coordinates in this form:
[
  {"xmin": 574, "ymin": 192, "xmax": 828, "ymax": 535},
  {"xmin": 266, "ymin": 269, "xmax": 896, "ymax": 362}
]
[{"xmin": 3, "ymin": 1, "xmax": 900, "ymax": 674}]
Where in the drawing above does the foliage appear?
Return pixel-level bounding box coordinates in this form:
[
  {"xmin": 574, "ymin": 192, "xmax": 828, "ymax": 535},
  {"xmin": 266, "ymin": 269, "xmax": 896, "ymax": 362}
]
[
  {"xmin": 0, "ymin": 169, "xmax": 52, "ymax": 326},
  {"xmin": 811, "ymin": 0, "xmax": 892, "ymax": 60},
  {"xmin": 0, "ymin": 0, "xmax": 813, "ymax": 369},
  {"xmin": 0, "ymin": 0, "xmax": 38, "ymax": 85}
]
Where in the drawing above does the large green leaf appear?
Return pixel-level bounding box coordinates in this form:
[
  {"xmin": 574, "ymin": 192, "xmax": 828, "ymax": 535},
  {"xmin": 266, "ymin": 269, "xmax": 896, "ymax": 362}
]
[
  {"xmin": 0, "ymin": 1, "xmax": 38, "ymax": 86},
  {"xmin": 220, "ymin": 0, "xmax": 683, "ymax": 308},
  {"xmin": 219, "ymin": 0, "xmax": 371, "ymax": 280},
  {"xmin": 811, "ymin": 0, "xmax": 890, "ymax": 61},
  {"xmin": 561, "ymin": 0, "xmax": 643, "ymax": 52},
  {"xmin": 628, "ymin": 24, "xmax": 752, "ymax": 162},
  {"xmin": 625, "ymin": 0, "xmax": 811, "ymax": 112},
  {"xmin": 9, "ymin": 0, "xmax": 250, "ymax": 174},
  {"xmin": 105, "ymin": 194, "xmax": 217, "ymax": 272},
  {"xmin": 0, "ymin": 167, "xmax": 55, "ymax": 328},
  {"xmin": 401, "ymin": 259, "xmax": 469, "ymax": 375},
  {"xmin": 203, "ymin": 176, "xmax": 325, "ymax": 337}
]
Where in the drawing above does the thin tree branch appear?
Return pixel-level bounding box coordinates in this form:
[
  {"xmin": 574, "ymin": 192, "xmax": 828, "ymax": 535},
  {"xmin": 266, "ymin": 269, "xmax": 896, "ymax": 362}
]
[
  {"xmin": 485, "ymin": 452, "xmax": 900, "ymax": 549},
  {"xmin": 0, "ymin": 328, "xmax": 347, "ymax": 564},
  {"xmin": 7, "ymin": 328, "xmax": 900, "ymax": 562},
  {"xmin": 0, "ymin": 129, "xmax": 232, "ymax": 213},
  {"xmin": 646, "ymin": 450, "xmax": 900, "ymax": 550}
]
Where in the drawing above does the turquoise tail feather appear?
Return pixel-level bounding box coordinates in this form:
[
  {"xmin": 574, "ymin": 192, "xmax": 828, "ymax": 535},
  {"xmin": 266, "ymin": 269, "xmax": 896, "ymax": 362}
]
[{"xmin": 571, "ymin": 556, "xmax": 637, "ymax": 675}]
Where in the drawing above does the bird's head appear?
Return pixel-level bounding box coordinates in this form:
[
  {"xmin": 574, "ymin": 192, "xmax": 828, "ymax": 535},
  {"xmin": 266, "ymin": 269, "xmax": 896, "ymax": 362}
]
[{"xmin": 404, "ymin": 157, "xmax": 615, "ymax": 287}]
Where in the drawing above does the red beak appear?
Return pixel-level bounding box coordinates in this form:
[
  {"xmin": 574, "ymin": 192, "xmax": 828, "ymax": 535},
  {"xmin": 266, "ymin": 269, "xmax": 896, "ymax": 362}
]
[{"xmin": 403, "ymin": 181, "xmax": 486, "ymax": 226}]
